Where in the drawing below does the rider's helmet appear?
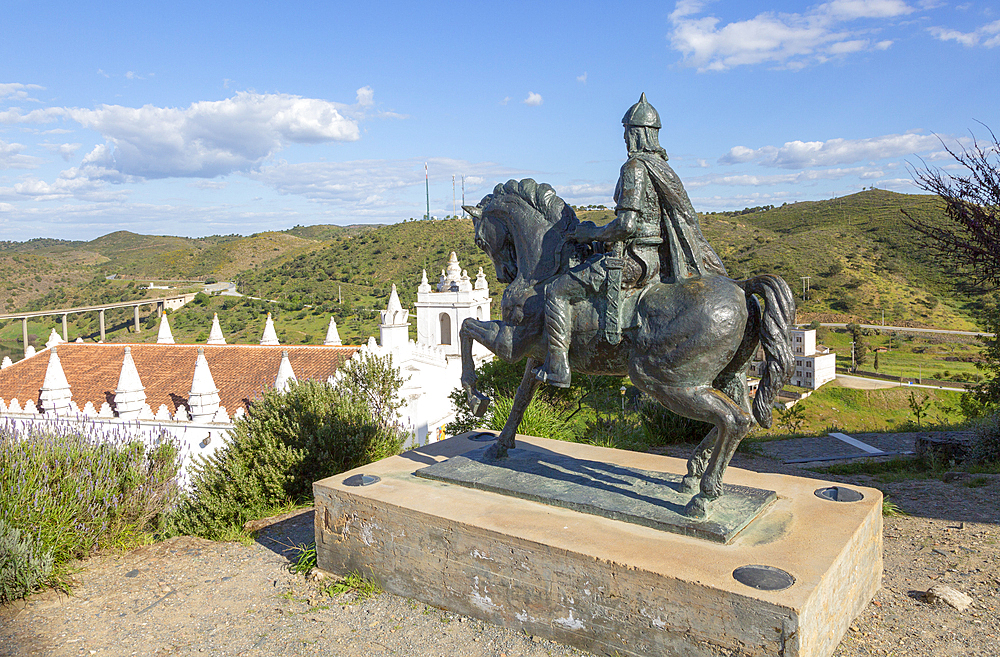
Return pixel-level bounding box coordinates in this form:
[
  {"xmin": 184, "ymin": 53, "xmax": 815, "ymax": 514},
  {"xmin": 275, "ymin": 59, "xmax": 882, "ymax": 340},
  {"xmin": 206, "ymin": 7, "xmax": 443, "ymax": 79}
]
[{"xmin": 622, "ymin": 92, "xmax": 661, "ymax": 129}]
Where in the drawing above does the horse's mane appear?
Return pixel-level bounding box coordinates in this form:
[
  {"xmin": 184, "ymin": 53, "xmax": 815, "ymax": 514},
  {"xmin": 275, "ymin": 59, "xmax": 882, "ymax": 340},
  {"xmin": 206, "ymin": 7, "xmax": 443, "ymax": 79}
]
[{"xmin": 480, "ymin": 179, "xmax": 578, "ymax": 228}]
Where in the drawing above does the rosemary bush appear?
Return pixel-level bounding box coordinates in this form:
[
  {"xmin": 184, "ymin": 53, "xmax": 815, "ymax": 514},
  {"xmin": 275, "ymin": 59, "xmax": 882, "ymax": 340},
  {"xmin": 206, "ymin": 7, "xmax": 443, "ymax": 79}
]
[
  {"xmin": 170, "ymin": 353, "xmax": 406, "ymax": 540},
  {"xmin": 0, "ymin": 421, "xmax": 181, "ymax": 599}
]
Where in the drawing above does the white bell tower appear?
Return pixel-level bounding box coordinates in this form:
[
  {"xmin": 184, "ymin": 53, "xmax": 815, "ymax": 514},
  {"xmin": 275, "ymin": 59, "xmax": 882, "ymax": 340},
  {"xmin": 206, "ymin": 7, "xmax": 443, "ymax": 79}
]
[{"xmin": 414, "ymin": 252, "xmax": 490, "ymax": 357}]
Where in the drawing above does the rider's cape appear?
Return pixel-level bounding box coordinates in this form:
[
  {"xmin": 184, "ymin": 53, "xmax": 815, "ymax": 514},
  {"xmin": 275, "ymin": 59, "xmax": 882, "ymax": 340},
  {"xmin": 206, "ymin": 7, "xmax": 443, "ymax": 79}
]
[{"xmin": 616, "ymin": 153, "xmax": 728, "ymax": 283}]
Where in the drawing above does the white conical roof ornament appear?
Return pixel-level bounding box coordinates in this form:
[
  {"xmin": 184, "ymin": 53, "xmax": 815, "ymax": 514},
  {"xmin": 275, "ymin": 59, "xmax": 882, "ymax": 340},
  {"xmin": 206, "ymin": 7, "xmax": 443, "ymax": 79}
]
[
  {"xmin": 418, "ymin": 269, "xmax": 431, "ymax": 294},
  {"xmin": 24, "ymin": 345, "xmax": 36, "ymax": 359},
  {"xmin": 380, "ymin": 284, "xmax": 409, "ymax": 326},
  {"xmin": 1, "ymin": 356, "xmax": 11, "ymax": 369},
  {"xmin": 39, "ymin": 346, "xmax": 73, "ymax": 415},
  {"xmin": 188, "ymin": 346, "xmax": 221, "ymax": 422},
  {"xmin": 475, "ymin": 267, "xmax": 488, "ymax": 290},
  {"xmin": 207, "ymin": 313, "xmax": 226, "ymax": 345},
  {"xmin": 114, "ymin": 346, "xmax": 146, "ymax": 419},
  {"xmin": 45, "ymin": 329, "xmax": 63, "ymax": 349},
  {"xmin": 260, "ymin": 313, "xmax": 280, "ymax": 346},
  {"xmin": 274, "ymin": 350, "xmax": 297, "ymax": 393},
  {"xmin": 324, "ymin": 317, "xmax": 342, "ymax": 346},
  {"xmin": 156, "ymin": 314, "xmax": 175, "ymax": 344}
]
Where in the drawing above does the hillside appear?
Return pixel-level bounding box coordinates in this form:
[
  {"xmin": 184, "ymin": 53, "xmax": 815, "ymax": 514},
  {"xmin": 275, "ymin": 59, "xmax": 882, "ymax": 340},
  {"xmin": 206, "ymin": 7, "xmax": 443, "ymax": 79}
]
[
  {"xmin": 697, "ymin": 189, "xmax": 982, "ymax": 330},
  {"xmin": 0, "ymin": 189, "xmax": 990, "ymax": 360}
]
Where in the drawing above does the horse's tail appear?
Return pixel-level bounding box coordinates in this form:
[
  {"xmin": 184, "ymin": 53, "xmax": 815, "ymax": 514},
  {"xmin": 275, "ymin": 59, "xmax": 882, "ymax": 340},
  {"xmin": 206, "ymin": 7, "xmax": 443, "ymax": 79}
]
[{"xmin": 738, "ymin": 275, "xmax": 795, "ymax": 428}]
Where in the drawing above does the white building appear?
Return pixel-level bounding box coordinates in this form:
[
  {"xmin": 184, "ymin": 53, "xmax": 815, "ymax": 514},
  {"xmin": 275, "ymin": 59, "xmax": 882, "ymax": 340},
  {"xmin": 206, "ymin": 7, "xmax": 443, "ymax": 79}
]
[
  {"xmin": 0, "ymin": 252, "xmax": 492, "ymax": 479},
  {"xmin": 788, "ymin": 328, "xmax": 837, "ymax": 389}
]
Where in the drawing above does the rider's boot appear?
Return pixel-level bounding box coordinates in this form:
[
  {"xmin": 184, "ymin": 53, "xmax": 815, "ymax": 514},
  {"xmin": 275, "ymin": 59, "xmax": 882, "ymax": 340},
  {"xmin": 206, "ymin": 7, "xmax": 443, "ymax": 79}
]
[{"xmin": 535, "ymin": 293, "xmax": 572, "ymax": 388}]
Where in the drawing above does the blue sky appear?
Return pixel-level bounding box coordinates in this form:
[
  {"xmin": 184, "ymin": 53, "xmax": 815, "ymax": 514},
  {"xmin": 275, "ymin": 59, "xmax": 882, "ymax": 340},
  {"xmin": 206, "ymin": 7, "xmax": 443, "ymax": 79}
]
[{"xmin": 1, "ymin": 0, "xmax": 997, "ymax": 241}]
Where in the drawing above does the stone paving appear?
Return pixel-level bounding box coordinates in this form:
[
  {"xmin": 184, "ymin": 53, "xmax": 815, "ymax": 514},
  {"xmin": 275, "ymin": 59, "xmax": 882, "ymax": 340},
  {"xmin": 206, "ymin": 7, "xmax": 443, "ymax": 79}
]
[{"xmin": 757, "ymin": 430, "xmax": 977, "ymax": 465}]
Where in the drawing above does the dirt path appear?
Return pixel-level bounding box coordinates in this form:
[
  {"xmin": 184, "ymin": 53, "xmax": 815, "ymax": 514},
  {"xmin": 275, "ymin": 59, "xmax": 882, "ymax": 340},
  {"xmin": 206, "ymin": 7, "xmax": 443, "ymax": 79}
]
[{"xmin": 2, "ymin": 450, "xmax": 999, "ymax": 657}]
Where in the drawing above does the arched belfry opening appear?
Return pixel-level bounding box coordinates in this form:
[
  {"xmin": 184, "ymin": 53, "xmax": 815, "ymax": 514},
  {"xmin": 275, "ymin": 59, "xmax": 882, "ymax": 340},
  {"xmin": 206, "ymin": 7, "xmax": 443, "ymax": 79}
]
[{"xmin": 439, "ymin": 313, "xmax": 452, "ymax": 345}]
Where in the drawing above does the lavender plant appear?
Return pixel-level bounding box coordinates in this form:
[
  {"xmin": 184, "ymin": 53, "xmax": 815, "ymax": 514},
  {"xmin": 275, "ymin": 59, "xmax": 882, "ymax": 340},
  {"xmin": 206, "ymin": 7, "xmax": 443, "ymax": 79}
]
[{"xmin": 0, "ymin": 420, "xmax": 181, "ymax": 597}]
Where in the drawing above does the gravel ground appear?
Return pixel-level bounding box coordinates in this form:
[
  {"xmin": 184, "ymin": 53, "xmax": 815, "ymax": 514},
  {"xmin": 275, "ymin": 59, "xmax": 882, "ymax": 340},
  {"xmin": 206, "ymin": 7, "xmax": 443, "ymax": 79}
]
[{"xmin": 2, "ymin": 437, "xmax": 999, "ymax": 657}]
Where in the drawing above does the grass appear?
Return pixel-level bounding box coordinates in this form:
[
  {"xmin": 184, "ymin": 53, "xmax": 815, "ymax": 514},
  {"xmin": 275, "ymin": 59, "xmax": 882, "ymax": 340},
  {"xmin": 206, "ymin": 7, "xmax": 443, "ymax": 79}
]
[
  {"xmin": 882, "ymin": 498, "xmax": 906, "ymax": 517},
  {"xmin": 321, "ymin": 571, "xmax": 382, "ymax": 602},
  {"xmin": 754, "ymin": 380, "xmax": 966, "ymax": 437},
  {"xmin": 288, "ymin": 542, "xmax": 318, "ymax": 575}
]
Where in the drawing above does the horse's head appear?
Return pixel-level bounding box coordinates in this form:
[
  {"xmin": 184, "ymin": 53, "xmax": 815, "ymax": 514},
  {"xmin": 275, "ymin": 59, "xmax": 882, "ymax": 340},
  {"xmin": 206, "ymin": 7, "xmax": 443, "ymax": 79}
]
[{"xmin": 464, "ymin": 179, "xmax": 579, "ymax": 285}]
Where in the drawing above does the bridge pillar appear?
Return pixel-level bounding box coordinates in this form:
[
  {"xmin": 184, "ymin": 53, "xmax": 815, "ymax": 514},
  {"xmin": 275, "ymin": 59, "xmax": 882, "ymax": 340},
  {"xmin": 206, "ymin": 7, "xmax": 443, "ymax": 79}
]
[
  {"xmin": 157, "ymin": 301, "xmax": 164, "ymax": 317},
  {"xmin": 62, "ymin": 314, "xmax": 68, "ymax": 342},
  {"xmin": 22, "ymin": 318, "xmax": 28, "ymax": 357},
  {"xmin": 134, "ymin": 305, "xmax": 140, "ymax": 333},
  {"xmin": 99, "ymin": 309, "xmax": 106, "ymax": 342}
]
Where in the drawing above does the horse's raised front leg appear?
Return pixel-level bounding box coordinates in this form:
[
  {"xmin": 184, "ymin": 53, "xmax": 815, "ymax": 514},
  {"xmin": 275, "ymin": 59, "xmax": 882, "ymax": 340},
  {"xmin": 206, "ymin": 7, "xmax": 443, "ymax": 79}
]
[
  {"xmin": 460, "ymin": 318, "xmax": 501, "ymax": 417},
  {"xmin": 460, "ymin": 318, "xmax": 542, "ymax": 417},
  {"xmin": 484, "ymin": 357, "xmax": 541, "ymax": 460}
]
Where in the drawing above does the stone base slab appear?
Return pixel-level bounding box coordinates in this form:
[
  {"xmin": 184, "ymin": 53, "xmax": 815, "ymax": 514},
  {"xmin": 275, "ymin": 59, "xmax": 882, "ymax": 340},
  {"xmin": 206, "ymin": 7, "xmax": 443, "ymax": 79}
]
[{"xmin": 314, "ymin": 432, "xmax": 882, "ymax": 657}]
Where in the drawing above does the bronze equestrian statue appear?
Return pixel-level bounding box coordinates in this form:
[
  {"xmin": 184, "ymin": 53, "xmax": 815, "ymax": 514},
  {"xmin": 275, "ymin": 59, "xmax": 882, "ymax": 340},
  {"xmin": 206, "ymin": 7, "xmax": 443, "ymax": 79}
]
[{"xmin": 460, "ymin": 94, "xmax": 795, "ymax": 519}]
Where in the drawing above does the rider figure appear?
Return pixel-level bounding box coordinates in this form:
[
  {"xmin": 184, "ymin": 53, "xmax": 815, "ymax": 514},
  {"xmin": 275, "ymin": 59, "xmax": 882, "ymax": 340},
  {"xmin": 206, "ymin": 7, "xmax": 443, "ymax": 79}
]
[{"xmin": 534, "ymin": 93, "xmax": 728, "ymax": 388}]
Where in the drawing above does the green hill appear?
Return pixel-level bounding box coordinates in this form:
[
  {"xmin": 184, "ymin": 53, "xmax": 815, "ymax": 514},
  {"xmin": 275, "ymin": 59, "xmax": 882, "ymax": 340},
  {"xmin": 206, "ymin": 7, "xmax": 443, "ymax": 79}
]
[
  {"xmin": 697, "ymin": 189, "xmax": 980, "ymax": 330},
  {"xmin": 0, "ymin": 189, "xmax": 990, "ymax": 358}
]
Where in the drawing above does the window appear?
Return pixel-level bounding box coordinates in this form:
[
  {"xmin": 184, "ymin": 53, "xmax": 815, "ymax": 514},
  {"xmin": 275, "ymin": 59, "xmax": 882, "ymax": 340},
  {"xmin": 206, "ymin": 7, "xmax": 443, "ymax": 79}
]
[
  {"xmin": 806, "ymin": 361, "xmax": 812, "ymax": 368},
  {"xmin": 439, "ymin": 313, "xmax": 452, "ymax": 345}
]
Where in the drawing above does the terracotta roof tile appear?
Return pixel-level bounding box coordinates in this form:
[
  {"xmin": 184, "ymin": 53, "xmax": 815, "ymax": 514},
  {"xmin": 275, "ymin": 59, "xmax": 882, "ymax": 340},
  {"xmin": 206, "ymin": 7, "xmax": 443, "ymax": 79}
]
[{"xmin": 0, "ymin": 343, "xmax": 361, "ymax": 416}]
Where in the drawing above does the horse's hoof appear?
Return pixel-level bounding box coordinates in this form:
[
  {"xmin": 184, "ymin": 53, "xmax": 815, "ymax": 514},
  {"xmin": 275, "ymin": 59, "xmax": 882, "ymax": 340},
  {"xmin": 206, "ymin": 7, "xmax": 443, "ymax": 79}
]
[
  {"xmin": 468, "ymin": 391, "xmax": 491, "ymax": 417},
  {"xmin": 684, "ymin": 494, "xmax": 710, "ymax": 519},
  {"xmin": 679, "ymin": 475, "xmax": 699, "ymax": 494},
  {"xmin": 483, "ymin": 442, "xmax": 509, "ymax": 460}
]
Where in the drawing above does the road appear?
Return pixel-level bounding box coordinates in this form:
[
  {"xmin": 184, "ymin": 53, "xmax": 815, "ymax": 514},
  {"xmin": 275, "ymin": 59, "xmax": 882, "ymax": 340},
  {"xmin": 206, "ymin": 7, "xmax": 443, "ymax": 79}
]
[
  {"xmin": 818, "ymin": 322, "xmax": 993, "ymax": 337},
  {"xmin": 836, "ymin": 373, "xmax": 966, "ymax": 392}
]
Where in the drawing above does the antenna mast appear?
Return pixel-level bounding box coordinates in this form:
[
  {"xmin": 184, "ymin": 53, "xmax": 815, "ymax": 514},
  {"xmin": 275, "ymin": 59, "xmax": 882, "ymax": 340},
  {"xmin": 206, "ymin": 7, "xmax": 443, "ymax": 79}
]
[
  {"xmin": 452, "ymin": 174, "xmax": 456, "ymax": 217},
  {"xmin": 425, "ymin": 162, "xmax": 430, "ymax": 220}
]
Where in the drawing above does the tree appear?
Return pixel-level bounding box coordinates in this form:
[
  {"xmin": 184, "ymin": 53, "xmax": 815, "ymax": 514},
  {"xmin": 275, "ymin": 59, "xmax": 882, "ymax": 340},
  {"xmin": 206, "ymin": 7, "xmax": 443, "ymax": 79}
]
[
  {"xmin": 903, "ymin": 127, "xmax": 1000, "ymax": 287},
  {"xmin": 961, "ymin": 302, "xmax": 1000, "ymax": 419}
]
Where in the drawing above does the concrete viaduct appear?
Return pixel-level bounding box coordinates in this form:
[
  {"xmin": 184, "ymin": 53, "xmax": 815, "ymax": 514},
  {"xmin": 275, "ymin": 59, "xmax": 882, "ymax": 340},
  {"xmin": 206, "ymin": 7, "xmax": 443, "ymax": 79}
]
[{"xmin": 0, "ymin": 293, "xmax": 197, "ymax": 355}]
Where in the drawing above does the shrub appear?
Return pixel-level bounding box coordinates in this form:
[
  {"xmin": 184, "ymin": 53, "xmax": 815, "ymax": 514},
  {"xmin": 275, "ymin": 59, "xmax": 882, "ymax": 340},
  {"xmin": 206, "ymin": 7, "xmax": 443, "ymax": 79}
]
[
  {"xmin": 0, "ymin": 519, "xmax": 54, "ymax": 603},
  {"xmin": 484, "ymin": 395, "xmax": 575, "ymax": 442},
  {"xmin": 637, "ymin": 396, "xmax": 712, "ymax": 445},
  {"xmin": 170, "ymin": 353, "xmax": 406, "ymax": 539},
  {"xmin": 969, "ymin": 412, "xmax": 1000, "ymax": 465},
  {"xmin": 0, "ymin": 422, "xmax": 181, "ymax": 597}
]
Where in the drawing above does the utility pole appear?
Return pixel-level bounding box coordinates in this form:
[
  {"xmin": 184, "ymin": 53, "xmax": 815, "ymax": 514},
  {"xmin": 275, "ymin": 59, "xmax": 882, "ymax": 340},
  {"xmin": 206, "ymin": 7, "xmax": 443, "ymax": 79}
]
[
  {"xmin": 461, "ymin": 175, "xmax": 466, "ymax": 208},
  {"xmin": 425, "ymin": 162, "xmax": 430, "ymax": 221},
  {"xmin": 800, "ymin": 276, "xmax": 811, "ymax": 301},
  {"xmin": 850, "ymin": 341, "xmax": 856, "ymax": 371},
  {"xmin": 452, "ymin": 174, "xmax": 456, "ymax": 217}
]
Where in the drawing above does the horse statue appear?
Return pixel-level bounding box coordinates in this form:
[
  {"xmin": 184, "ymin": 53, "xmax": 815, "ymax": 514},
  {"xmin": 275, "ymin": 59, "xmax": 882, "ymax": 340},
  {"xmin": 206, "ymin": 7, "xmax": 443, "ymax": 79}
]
[{"xmin": 459, "ymin": 179, "xmax": 795, "ymax": 519}]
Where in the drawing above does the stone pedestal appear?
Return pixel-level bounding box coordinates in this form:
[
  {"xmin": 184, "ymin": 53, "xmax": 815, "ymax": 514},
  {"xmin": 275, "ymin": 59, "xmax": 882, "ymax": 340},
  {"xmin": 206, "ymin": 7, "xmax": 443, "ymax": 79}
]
[{"xmin": 314, "ymin": 433, "xmax": 882, "ymax": 657}]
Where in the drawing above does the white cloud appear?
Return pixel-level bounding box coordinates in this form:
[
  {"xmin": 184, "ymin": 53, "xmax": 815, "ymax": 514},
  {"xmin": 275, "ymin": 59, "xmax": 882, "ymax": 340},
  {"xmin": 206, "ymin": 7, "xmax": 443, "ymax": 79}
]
[
  {"xmin": 66, "ymin": 91, "xmax": 363, "ymax": 179},
  {"xmin": 0, "ymin": 107, "xmax": 67, "ymax": 123},
  {"xmin": 523, "ymin": 92, "xmax": 543, "ymax": 106},
  {"xmin": 0, "ymin": 90, "xmax": 376, "ymax": 180},
  {"xmin": 356, "ymin": 86, "xmax": 374, "ymax": 107},
  {"xmin": 0, "ymin": 83, "xmax": 44, "ymax": 102},
  {"xmin": 249, "ymin": 157, "xmax": 522, "ymax": 210},
  {"xmin": 929, "ymin": 19, "xmax": 1000, "ymax": 47},
  {"xmin": 686, "ymin": 166, "xmax": 877, "ymax": 188},
  {"xmin": 43, "ymin": 142, "xmax": 83, "ymax": 161},
  {"xmin": 577, "ymin": 72, "xmax": 588, "ymax": 83},
  {"xmin": 124, "ymin": 71, "xmax": 144, "ymax": 80},
  {"xmin": 668, "ymin": 0, "xmax": 914, "ymax": 71},
  {"xmin": 0, "ymin": 140, "xmax": 42, "ymax": 169},
  {"xmin": 718, "ymin": 132, "xmax": 943, "ymax": 168},
  {"xmin": 1, "ymin": 168, "xmax": 127, "ymax": 202},
  {"xmin": 500, "ymin": 97, "xmax": 510, "ymax": 105}
]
